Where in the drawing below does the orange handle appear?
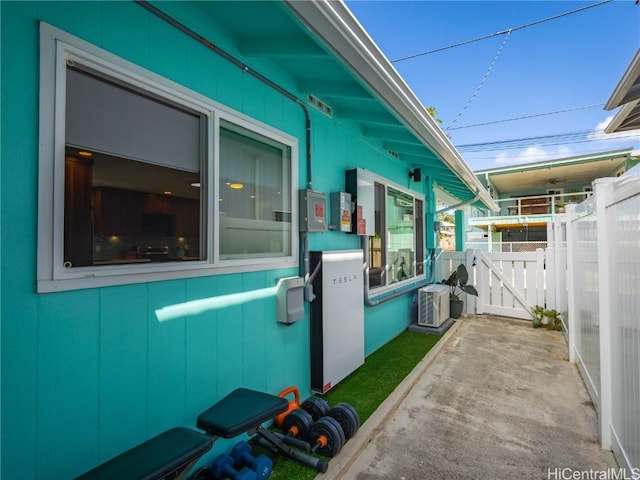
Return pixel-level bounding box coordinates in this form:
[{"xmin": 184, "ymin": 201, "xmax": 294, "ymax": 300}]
[{"xmin": 277, "ymin": 386, "xmax": 300, "ymax": 406}]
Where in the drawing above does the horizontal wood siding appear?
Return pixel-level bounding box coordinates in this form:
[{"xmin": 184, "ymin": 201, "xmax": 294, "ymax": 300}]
[{"xmin": 1, "ymin": 2, "xmax": 430, "ymax": 478}]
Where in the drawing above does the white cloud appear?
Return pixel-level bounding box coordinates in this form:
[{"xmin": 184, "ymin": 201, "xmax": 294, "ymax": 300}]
[
  {"xmin": 594, "ymin": 116, "xmax": 613, "ymax": 133},
  {"xmin": 588, "ymin": 115, "xmax": 640, "ymax": 142}
]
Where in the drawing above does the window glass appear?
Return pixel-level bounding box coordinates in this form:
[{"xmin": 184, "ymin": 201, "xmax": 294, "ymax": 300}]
[
  {"xmin": 387, "ymin": 187, "xmax": 414, "ymax": 283},
  {"xmin": 219, "ymin": 120, "xmax": 292, "ymax": 259},
  {"xmin": 369, "ymin": 181, "xmax": 424, "ymax": 290},
  {"xmin": 64, "ymin": 67, "xmax": 204, "ymax": 268}
]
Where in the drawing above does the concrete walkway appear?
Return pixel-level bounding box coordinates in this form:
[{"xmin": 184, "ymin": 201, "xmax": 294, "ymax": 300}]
[{"xmin": 322, "ymin": 315, "xmax": 617, "ymax": 480}]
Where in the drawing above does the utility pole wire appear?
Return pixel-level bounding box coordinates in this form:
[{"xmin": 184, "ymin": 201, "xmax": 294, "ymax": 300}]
[
  {"xmin": 447, "ymin": 103, "xmax": 605, "ymax": 130},
  {"xmin": 391, "ymin": 0, "xmax": 613, "ymax": 63},
  {"xmin": 446, "ymin": 30, "xmax": 512, "ymax": 129}
]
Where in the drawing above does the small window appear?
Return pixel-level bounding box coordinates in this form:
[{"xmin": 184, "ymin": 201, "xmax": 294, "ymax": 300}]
[
  {"xmin": 369, "ymin": 180, "xmax": 425, "ymax": 290},
  {"xmin": 218, "ymin": 121, "xmax": 292, "ymax": 260}
]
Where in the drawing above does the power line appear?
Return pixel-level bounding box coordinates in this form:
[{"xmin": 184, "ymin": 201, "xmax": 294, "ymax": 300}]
[
  {"xmin": 457, "ymin": 129, "xmax": 639, "ymax": 152},
  {"xmin": 467, "ymin": 145, "xmax": 636, "ymax": 162},
  {"xmin": 446, "ymin": 30, "xmax": 512, "ymax": 129},
  {"xmin": 391, "ymin": 0, "xmax": 613, "ymax": 63},
  {"xmin": 448, "ymin": 103, "xmax": 605, "ymax": 130}
]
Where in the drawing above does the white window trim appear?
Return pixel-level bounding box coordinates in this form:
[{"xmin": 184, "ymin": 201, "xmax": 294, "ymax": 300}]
[
  {"xmin": 369, "ymin": 173, "xmax": 426, "ymax": 295},
  {"xmin": 37, "ymin": 23, "xmax": 298, "ymax": 293}
]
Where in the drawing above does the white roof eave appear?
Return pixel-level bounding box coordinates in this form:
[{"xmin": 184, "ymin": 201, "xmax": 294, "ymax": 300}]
[
  {"xmin": 284, "ymin": 0, "xmax": 499, "ymax": 212},
  {"xmin": 605, "ymin": 100, "xmax": 640, "ymax": 133},
  {"xmin": 605, "ymin": 48, "xmax": 640, "ymax": 110}
]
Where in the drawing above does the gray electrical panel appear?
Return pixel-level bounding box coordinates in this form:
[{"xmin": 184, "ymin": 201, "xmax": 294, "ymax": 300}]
[
  {"xmin": 330, "ymin": 192, "xmax": 352, "ymax": 233},
  {"xmin": 299, "ymin": 189, "xmax": 327, "ymax": 232}
]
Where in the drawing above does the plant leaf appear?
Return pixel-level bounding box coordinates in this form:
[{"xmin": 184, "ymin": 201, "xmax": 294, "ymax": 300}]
[
  {"xmin": 444, "ymin": 271, "xmax": 458, "ymax": 286},
  {"xmin": 461, "ymin": 285, "xmax": 478, "ymax": 296},
  {"xmin": 456, "ymin": 264, "xmax": 469, "ymax": 286}
]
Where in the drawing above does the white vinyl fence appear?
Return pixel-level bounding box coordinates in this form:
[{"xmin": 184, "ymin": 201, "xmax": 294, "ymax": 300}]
[
  {"xmin": 438, "ymin": 247, "xmax": 556, "ymax": 320},
  {"xmin": 566, "ymin": 176, "xmax": 640, "ymax": 473}
]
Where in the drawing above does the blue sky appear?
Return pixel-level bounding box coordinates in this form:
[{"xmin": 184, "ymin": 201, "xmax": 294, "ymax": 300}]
[{"xmin": 345, "ymin": 0, "xmax": 640, "ymax": 170}]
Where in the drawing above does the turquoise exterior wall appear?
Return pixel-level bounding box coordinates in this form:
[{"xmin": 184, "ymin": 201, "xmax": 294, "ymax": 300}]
[{"xmin": 1, "ymin": 2, "xmax": 429, "ymax": 478}]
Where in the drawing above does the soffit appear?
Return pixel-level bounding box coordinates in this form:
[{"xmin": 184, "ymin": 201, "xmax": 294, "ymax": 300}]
[
  {"xmin": 484, "ymin": 155, "xmax": 629, "ymax": 193},
  {"xmin": 186, "ymin": 0, "xmax": 492, "ymax": 208}
]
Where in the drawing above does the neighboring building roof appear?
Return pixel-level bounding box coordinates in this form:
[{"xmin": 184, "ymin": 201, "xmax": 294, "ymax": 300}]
[
  {"xmin": 183, "ymin": 1, "xmax": 497, "ymax": 210},
  {"xmin": 605, "ymin": 48, "xmax": 640, "ymax": 133},
  {"xmin": 475, "ymin": 148, "xmax": 634, "ymax": 193}
]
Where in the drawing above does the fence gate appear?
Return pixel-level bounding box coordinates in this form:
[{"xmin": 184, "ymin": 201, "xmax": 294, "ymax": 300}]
[
  {"xmin": 440, "ymin": 249, "xmax": 552, "ymax": 320},
  {"xmin": 474, "ymin": 250, "xmax": 547, "ymax": 320}
]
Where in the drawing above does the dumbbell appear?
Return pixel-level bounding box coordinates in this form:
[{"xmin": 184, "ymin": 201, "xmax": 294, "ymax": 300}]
[
  {"xmin": 302, "ymin": 397, "xmax": 361, "ymax": 440},
  {"xmin": 281, "ymin": 408, "xmax": 314, "ymax": 440},
  {"xmin": 307, "ymin": 416, "xmax": 345, "ymax": 457},
  {"xmin": 327, "ymin": 402, "xmax": 361, "ymax": 439},
  {"xmin": 300, "ymin": 396, "xmax": 330, "ymax": 421},
  {"xmin": 210, "ymin": 453, "xmax": 256, "ymax": 480},
  {"xmin": 230, "ymin": 441, "xmax": 273, "ymax": 480},
  {"xmin": 279, "ymin": 410, "xmax": 344, "ymax": 457}
]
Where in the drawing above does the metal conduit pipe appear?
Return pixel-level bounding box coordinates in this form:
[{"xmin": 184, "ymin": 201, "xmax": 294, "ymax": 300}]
[
  {"xmin": 361, "ymin": 237, "xmax": 442, "ymax": 306},
  {"xmin": 135, "ymin": 1, "xmax": 315, "ymax": 281}
]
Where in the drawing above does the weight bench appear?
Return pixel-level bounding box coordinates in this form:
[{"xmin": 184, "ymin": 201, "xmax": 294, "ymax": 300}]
[
  {"xmin": 75, "ymin": 388, "xmax": 327, "ymax": 479},
  {"xmin": 197, "ymin": 388, "xmax": 328, "ymax": 473},
  {"xmin": 74, "ymin": 427, "xmax": 213, "ymax": 480}
]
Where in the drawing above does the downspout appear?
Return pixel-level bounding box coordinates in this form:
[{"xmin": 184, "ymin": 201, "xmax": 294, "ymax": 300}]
[
  {"xmin": 436, "ymin": 190, "xmax": 482, "ymax": 214},
  {"xmin": 362, "ymin": 237, "xmax": 442, "ymax": 307},
  {"xmin": 135, "ymin": 1, "xmax": 314, "ymax": 280}
]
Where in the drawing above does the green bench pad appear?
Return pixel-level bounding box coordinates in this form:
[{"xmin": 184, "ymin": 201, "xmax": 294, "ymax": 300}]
[
  {"xmin": 75, "ymin": 427, "xmax": 213, "ymax": 480},
  {"xmin": 197, "ymin": 388, "xmax": 288, "ymax": 438}
]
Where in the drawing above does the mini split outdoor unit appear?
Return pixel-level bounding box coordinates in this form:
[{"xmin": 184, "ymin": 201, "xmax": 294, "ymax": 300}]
[{"xmin": 418, "ymin": 284, "xmax": 450, "ymax": 327}]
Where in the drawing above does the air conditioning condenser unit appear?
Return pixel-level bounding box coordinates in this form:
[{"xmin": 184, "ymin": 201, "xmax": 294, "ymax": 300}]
[{"xmin": 418, "ymin": 284, "xmax": 450, "ymax": 327}]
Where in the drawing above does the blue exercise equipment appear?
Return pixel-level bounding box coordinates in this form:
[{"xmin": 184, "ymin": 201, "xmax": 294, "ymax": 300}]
[{"xmin": 230, "ymin": 441, "xmax": 273, "ymax": 479}]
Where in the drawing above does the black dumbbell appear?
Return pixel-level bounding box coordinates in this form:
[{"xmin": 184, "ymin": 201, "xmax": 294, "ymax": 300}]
[
  {"xmin": 300, "ymin": 396, "xmax": 329, "ymax": 421},
  {"xmin": 230, "ymin": 441, "xmax": 273, "ymax": 480},
  {"xmin": 308, "ymin": 416, "xmax": 345, "ymax": 457},
  {"xmin": 210, "ymin": 454, "xmax": 256, "ymax": 480},
  {"xmin": 327, "ymin": 402, "xmax": 360, "ymax": 439},
  {"xmin": 281, "ymin": 409, "xmax": 314, "ymax": 440}
]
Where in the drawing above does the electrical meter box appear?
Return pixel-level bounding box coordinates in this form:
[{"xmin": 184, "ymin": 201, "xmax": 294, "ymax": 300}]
[
  {"xmin": 330, "ymin": 192, "xmax": 352, "ymax": 233},
  {"xmin": 299, "ymin": 189, "xmax": 327, "ymax": 232}
]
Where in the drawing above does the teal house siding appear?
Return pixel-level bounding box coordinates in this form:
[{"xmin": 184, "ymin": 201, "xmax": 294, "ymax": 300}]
[{"xmin": 0, "ymin": 2, "xmax": 488, "ymax": 478}]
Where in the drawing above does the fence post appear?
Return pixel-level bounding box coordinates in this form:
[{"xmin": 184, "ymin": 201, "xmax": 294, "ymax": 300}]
[
  {"xmin": 565, "ymin": 203, "xmax": 577, "ymax": 363},
  {"xmin": 475, "ymin": 250, "xmax": 485, "ymax": 315},
  {"xmin": 545, "ymin": 247, "xmax": 556, "ymax": 311},
  {"xmin": 594, "ymin": 178, "xmax": 616, "ymax": 450},
  {"xmin": 465, "ymin": 249, "xmax": 476, "ymax": 315},
  {"xmin": 535, "ymin": 248, "xmax": 545, "ymax": 309}
]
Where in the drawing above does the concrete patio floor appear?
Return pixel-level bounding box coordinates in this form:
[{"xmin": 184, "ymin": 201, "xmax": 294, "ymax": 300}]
[{"xmin": 321, "ymin": 315, "xmax": 617, "ymax": 480}]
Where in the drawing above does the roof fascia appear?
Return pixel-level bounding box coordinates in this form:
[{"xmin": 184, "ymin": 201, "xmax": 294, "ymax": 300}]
[
  {"xmin": 605, "ymin": 48, "xmax": 640, "ymax": 110},
  {"xmin": 475, "ymin": 148, "xmax": 634, "ymax": 176},
  {"xmin": 605, "ymin": 100, "xmax": 640, "ymax": 133},
  {"xmin": 283, "ymin": 0, "xmax": 498, "ymax": 211}
]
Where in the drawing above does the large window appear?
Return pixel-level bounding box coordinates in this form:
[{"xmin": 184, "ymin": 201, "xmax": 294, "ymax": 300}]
[
  {"xmin": 369, "ymin": 181, "xmax": 425, "ymax": 290},
  {"xmin": 64, "ymin": 66, "xmax": 205, "ymax": 268},
  {"xmin": 38, "ymin": 24, "xmax": 297, "ymax": 292}
]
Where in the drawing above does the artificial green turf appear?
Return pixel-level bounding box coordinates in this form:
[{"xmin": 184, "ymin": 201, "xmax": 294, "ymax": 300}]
[{"xmin": 265, "ymin": 330, "xmax": 441, "ymax": 480}]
